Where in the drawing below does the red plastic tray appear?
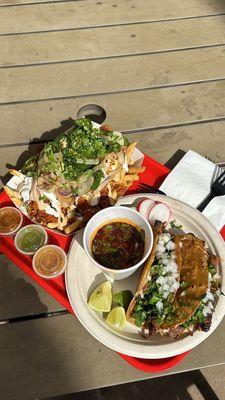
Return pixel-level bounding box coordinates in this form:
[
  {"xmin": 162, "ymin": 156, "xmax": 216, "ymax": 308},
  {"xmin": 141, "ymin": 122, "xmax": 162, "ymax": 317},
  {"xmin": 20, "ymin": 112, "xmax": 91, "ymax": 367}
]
[
  {"xmin": 1, "ymin": 153, "xmax": 208, "ymax": 373},
  {"xmin": 0, "ymin": 154, "xmax": 169, "ymax": 314}
]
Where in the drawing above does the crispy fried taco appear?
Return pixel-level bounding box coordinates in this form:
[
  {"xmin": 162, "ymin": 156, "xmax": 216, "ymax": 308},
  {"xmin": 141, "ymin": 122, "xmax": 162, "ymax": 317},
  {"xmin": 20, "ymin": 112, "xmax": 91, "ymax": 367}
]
[
  {"xmin": 126, "ymin": 221, "xmax": 221, "ymax": 338},
  {"xmin": 4, "ymin": 119, "xmax": 144, "ymax": 234}
]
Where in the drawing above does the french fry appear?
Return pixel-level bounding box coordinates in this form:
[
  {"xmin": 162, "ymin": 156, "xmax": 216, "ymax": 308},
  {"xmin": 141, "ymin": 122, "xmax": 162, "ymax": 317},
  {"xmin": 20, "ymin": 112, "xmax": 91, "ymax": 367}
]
[
  {"xmin": 123, "ymin": 174, "xmax": 139, "ymax": 182},
  {"xmin": 120, "ymin": 169, "xmax": 126, "ymax": 182},
  {"xmin": 65, "ymin": 219, "xmax": 84, "ymax": 235},
  {"xmin": 128, "ymin": 166, "xmax": 145, "ymax": 174},
  {"xmin": 111, "ymin": 189, "xmax": 118, "ymax": 200},
  {"xmin": 47, "ymin": 222, "xmax": 58, "ymax": 229},
  {"xmin": 11, "ymin": 197, "xmax": 23, "ymax": 206},
  {"xmin": 112, "ymin": 169, "xmax": 126, "ymax": 183},
  {"xmin": 125, "ymin": 142, "xmax": 137, "ymax": 162},
  {"xmin": 3, "ymin": 185, "xmax": 21, "ymax": 200},
  {"xmin": 9, "ymin": 169, "xmax": 24, "ymax": 178},
  {"xmin": 58, "ymin": 213, "xmax": 68, "ymax": 230}
]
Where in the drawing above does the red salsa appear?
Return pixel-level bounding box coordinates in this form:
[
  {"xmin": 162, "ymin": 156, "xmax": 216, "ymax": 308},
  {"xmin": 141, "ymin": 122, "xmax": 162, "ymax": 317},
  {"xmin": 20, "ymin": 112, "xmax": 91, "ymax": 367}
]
[{"xmin": 91, "ymin": 220, "xmax": 145, "ymax": 270}]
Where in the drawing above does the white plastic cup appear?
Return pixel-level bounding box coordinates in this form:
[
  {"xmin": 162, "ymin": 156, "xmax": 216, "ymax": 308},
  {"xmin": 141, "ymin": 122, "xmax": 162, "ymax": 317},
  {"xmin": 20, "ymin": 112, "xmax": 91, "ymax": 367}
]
[
  {"xmin": 14, "ymin": 224, "xmax": 48, "ymax": 256},
  {"xmin": 32, "ymin": 244, "xmax": 67, "ymax": 279},
  {"xmin": 0, "ymin": 206, "xmax": 23, "ymax": 236},
  {"xmin": 83, "ymin": 206, "xmax": 153, "ymax": 281}
]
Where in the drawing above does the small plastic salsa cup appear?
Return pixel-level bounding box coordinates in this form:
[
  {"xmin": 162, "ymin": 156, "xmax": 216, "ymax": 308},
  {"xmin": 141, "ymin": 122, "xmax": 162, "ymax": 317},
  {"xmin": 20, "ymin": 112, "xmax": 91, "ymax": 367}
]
[
  {"xmin": 0, "ymin": 206, "xmax": 23, "ymax": 236},
  {"xmin": 32, "ymin": 244, "xmax": 67, "ymax": 279},
  {"xmin": 14, "ymin": 224, "xmax": 48, "ymax": 256}
]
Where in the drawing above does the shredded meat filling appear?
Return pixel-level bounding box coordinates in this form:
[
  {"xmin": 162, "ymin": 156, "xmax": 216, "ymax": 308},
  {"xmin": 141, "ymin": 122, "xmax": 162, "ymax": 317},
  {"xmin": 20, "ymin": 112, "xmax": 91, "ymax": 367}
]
[{"xmin": 27, "ymin": 201, "xmax": 58, "ymax": 225}]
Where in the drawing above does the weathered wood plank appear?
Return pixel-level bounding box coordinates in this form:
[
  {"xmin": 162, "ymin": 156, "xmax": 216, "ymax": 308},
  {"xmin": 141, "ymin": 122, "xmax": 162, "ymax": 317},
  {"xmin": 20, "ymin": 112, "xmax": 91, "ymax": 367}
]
[
  {"xmin": 1, "ymin": 0, "xmax": 225, "ymax": 34},
  {"xmin": 0, "ymin": 0, "xmax": 73, "ymax": 5},
  {"xmin": 1, "ymin": 16, "xmax": 225, "ymax": 67},
  {"xmin": 1, "ymin": 313, "xmax": 225, "ymax": 400},
  {"xmin": 0, "ymin": 80, "xmax": 225, "ymax": 145},
  {"xmin": 0, "ymin": 254, "xmax": 64, "ymax": 319},
  {"xmin": 2, "ymin": 46, "xmax": 225, "ymax": 103},
  {"xmin": 1, "ymin": 120, "xmax": 225, "ymax": 181}
]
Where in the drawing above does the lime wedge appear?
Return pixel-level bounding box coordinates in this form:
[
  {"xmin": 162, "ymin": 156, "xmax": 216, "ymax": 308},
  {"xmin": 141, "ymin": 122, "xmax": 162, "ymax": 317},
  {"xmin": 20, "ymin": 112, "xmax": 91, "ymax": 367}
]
[
  {"xmin": 113, "ymin": 290, "xmax": 133, "ymax": 311},
  {"xmin": 88, "ymin": 281, "xmax": 112, "ymax": 312},
  {"xmin": 106, "ymin": 306, "xmax": 126, "ymax": 328}
]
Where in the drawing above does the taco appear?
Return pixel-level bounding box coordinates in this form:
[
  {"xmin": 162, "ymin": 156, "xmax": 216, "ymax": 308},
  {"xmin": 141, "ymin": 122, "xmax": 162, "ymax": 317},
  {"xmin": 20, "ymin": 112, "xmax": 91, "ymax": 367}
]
[{"xmin": 126, "ymin": 221, "xmax": 221, "ymax": 338}]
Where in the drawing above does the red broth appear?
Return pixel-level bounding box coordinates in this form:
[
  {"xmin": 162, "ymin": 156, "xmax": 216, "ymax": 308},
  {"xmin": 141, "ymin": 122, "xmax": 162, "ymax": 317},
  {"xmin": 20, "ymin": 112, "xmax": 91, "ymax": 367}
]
[{"xmin": 91, "ymin": 220, "xmax": 145, "ymax": 270}]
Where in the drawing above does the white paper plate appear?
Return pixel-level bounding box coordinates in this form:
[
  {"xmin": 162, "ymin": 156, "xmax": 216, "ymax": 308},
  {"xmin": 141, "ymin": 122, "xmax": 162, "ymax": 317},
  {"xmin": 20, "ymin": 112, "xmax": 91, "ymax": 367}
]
[{"xmin": 65, "ymin": 194, "xmax": 225, "ymax": 358}]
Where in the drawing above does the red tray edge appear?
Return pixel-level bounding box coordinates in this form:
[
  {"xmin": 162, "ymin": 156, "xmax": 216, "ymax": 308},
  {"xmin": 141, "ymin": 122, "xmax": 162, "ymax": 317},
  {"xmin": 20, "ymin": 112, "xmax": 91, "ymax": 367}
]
[{"xmin": 118, "ymin": 351, "xmax": 190, "ymax": 373}]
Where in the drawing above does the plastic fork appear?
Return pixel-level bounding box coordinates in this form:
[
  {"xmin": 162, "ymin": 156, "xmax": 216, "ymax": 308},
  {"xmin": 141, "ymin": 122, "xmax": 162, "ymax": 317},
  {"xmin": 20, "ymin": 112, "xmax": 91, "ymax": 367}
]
[
  {"xmin": 197, "ymin": 170, "xmax": 225, "ymax": 212},
  {"xmin": 205, "ymin": 156, "xmax": 225, "ymax": 167}
]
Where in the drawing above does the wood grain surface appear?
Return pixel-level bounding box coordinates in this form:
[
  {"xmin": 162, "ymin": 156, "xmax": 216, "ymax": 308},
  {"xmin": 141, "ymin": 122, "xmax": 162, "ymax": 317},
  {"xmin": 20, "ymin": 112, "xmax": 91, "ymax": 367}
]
[
  {"xmin": 1, "ymin": 45, "xmax": 225, "ymax": 102},
  {"xmin": 1, "ymin": 80, "xmax": 225, "ymax": 145},
  {"xmin": 1, "ymin": 314, "xmax": 225, "ymax": 400},
  {"xmin": 1, "ymin": 0, "xmax": 225, "ymax": 34},
  {"xmin": 1, "ymin": 0, "xmax": 225, "ymax": 396},
  {"xmin": 1, "ymin": 16, "xmax": 225, "ymax": 67}
]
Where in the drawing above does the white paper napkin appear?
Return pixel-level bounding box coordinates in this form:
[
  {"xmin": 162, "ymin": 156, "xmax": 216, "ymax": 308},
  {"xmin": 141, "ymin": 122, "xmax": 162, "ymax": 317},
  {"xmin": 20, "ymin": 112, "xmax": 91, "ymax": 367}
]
[{"xmin": 160, "ymin": 150, "xmax": 225, "ymax": 231}]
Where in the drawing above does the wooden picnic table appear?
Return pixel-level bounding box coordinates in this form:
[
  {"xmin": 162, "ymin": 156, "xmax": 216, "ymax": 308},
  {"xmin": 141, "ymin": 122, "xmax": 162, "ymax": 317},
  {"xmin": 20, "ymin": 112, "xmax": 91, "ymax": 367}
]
[{"xmin": 1, "ymin": 1, "xmax": 225, "ymax": 399}]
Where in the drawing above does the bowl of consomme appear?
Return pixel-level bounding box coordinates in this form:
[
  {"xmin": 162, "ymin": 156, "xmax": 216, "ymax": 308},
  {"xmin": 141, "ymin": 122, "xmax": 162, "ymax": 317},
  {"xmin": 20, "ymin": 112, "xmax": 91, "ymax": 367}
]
[{"xmin": 83, "ymin": 206, "xmax": 153, "ymax": 281}]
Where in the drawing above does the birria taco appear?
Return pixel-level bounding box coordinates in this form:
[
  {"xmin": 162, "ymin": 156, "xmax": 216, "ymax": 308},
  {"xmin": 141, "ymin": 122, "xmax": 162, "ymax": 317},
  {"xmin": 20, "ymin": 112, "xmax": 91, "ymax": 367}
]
[{"xmin": 126, "ymin": 221, "xmax": 221, "ymax": 338}]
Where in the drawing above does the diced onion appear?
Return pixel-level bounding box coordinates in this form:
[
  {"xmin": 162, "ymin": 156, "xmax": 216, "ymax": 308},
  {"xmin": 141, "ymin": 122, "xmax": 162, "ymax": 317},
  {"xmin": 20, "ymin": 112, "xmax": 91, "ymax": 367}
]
[
  {"xmin": 156, "ymin": 301, "xmax": 163, "ymax": 313},
  {"xmin": 166, "ymin": 240, "xmax": 175, "ymax": 251}
]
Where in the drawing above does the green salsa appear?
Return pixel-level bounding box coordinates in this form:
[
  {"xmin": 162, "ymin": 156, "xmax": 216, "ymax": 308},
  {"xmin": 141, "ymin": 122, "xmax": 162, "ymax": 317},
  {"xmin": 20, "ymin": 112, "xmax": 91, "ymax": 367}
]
[{"xmin": 16, "ymin": 225, "xmax": 47, "ymax": 253}]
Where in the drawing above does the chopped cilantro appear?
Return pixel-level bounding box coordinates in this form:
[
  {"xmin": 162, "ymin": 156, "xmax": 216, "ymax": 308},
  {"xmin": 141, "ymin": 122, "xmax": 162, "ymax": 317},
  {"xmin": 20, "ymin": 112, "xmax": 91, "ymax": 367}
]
[
  {"xmin": 21, "ymin": 155, "xmax": 38, "ymax": 177},
  {"xmin": 133, "ymin": 310, "xmax": 147, "ymax": 327},
  {"xmin": 39, "ymin": 194, "xmax": 48, "ymax": 202},
  {"xmin": 182, "ymin": 304, "xmax": 206, "ymax": 329},
  {"xmin": 180, "ymin": 281, "xmax": 190, "ymax": 288},
  {"xmin": 22, "ymin": 118, "xmax": 127, "ymax": 184},
  {"xmin": 91, "ymin": 170, "xmax": 104, "ymax": 190},
  {"xmin": 169, "ymin": 220, "xmax": 183, "ymax": 229},
  {"xmin": 208, "ymin": 264, "xmax": 216, "ymax": 275},
  {"xmin": 151, "ymin": 264, "xmax": 165, "ymax": 276},
  {"xmin": 72, "ymin": 188, "xmax": 78, "ymax": 196}
]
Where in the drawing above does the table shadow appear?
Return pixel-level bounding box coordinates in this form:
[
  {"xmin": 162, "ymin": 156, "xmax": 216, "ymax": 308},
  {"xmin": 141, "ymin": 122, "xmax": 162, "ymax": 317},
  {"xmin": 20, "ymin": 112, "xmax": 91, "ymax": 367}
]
[
  {"xmin": 0, "ymin": 254, "xmax": 49, "ymax": 321},
  {"xmin": 1, "ymin": 117, "xmax": 75, "ymax": 186},
  {"xmin": 47, "ymin": 369, "xmax": 220, "ymax": 400}
]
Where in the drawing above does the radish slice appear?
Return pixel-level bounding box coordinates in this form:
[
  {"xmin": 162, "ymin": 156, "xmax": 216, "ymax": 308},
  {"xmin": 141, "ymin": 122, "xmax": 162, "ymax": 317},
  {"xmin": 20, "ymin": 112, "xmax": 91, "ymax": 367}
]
[
  {"xmin": 136, "ymin": 197, "xmax": 148, "ymax": 211},
  {"xmin": 137, "ymin": 198, "xmax": 157, "ymax": 219},
  {"xmin": 148, "ymin": 202, "xmax": 171, "ymax": 227}
]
